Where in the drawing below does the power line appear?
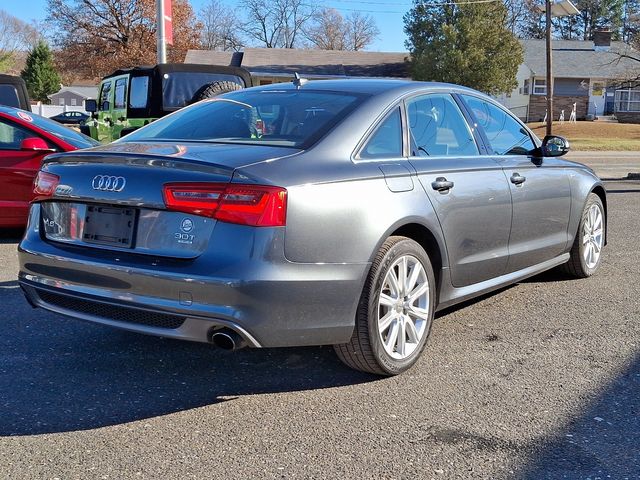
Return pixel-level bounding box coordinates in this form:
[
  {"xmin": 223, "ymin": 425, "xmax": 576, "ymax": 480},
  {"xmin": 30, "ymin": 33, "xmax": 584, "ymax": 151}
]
[
  {"xmin": 323, "ymin": 0, "xmax": 502, "ymax": 15},
  {"xmin": 327, "ymin": 0, "xmax": 501, "ymax": 6}
]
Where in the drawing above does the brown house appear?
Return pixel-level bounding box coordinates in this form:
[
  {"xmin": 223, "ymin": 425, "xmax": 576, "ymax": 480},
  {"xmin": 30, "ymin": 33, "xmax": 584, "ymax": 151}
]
[
  {"xmin": 497, "ymin": 32, "xmax": 640, "ymax": 122},
  {"xmin": 185, "ymin": 48, "xmax": 410, "ymax": 84}
]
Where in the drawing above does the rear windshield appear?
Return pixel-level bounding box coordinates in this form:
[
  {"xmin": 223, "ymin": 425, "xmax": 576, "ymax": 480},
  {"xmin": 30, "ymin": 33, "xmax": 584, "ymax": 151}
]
[
  {"xmin": 122, "ymin": 89, "xmax": 367, "ymax": 148},
  {"xmin": 0, "ymin": 85, "xmax": 20, "ymax": 108}
]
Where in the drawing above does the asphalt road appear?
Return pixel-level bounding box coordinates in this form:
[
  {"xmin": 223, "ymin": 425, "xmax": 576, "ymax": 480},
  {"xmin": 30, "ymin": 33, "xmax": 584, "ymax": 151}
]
[
  {"xmin": 566, "ymin": 151, "xmax": 640, "ymax": 180},
  {"xmin": 1, "ymin": 180, "xmax": 639, "ymax": 480}
]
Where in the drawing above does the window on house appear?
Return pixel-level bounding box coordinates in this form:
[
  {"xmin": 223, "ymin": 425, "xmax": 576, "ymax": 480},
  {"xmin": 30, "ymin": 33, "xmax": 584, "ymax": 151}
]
[
  {"xmin": 59, "ymin": 98, "xmax": 65, "ymax": 106},
  {"xmin": 71, "ymin": 98, "xmax": 77, "ymax": 106},
  {"xmin": 615, "ymin": 89, "xmax": 640, "ymax": 112},
  {"xmin": 533, "ymin": 79, "xmax": 547, "ymax": 95},
  {"xmin": 521, "ymin": 79, "xmax": 530, "ymax": 95}
]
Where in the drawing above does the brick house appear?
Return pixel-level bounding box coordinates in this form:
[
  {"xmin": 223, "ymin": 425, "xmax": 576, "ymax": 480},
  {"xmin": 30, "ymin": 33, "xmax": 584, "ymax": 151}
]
[{"xmin": 498, "ymin": 31, "xmax": 640, "ymax": 122}]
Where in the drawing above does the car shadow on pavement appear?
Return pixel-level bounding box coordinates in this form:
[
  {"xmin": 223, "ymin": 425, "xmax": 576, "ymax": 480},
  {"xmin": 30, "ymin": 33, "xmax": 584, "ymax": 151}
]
[
  {"xmin": 519, "ymin": 353, "xmax": 640, "ymax": 478},
  {"xmin": 519, "ymin": 268, "xmax": 576, "ymax": 284},
  {"xmin": 0, "ymin": 228, "xmax": 23, "ymax": 244},
  {"xmin": 0, "ymin": 286, "xmax": 379, "ymax": 436}
]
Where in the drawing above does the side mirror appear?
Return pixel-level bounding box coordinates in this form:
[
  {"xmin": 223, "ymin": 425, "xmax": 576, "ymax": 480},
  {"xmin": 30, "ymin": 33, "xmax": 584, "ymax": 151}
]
[
  {"xmin": 20, "ymin": 137, "xmax": 54, "ymax": 151},
  {"xmin": 541, "ymin": 135, "xmax": 570, "ymax": 157},
  {"xmin": 85, "ymin": 99, "xmax": 97, "ymax": 113}
]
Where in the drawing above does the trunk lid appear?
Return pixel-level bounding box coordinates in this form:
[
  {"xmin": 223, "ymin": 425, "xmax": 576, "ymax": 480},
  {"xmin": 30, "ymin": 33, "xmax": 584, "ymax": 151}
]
[{"xmin": 37, "ymin": 142, "xmax": 298, "ymax": 259}]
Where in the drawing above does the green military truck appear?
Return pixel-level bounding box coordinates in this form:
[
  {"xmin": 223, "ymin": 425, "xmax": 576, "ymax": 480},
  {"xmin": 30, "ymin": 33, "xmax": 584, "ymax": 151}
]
[{"xmin": 82, "ymin": 63, "xmax": 252, "ymax": 143}]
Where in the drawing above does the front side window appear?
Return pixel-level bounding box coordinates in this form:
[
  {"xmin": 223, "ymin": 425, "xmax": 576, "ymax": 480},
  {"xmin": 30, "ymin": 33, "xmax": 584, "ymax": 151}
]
[
  {"xmin": 129, "ymin": 76, "xmax": 149, "ymax": 109},
  {"xmin": 461, "ymin": 95, "xmax": 535, "ymax": 156},
  {"xmin": 0, "ymin": 119, "xmax": 40, "ymax": 150},
  {"xmin": 99, "ymin": 81, "xmax": 112, "ymax": 111},
  {"xmin": 114, "ymin": 78, "xmax": 127, "ymax": 109},
  {"xmin": 406, "ymin": 94, "xmax": 478, "ymax": 157},
  {"xmin": 122, "ymin": 89, "xmax": 367, "ymax": 149},
  {"xmin": 360, "ymin": 108, "xmax": 403, "ymax": 159}
]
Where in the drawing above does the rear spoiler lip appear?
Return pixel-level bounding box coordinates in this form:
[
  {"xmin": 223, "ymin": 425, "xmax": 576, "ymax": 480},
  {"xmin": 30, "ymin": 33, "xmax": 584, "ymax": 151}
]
[{"xmin": 41, "ymin": 144, "xmax": 305, "ymax": 174}]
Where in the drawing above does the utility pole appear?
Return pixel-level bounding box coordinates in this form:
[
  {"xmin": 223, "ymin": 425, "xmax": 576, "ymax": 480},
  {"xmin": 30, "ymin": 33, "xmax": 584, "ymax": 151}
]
[
  {"xmin": 156, "ymin": 0, "xmax": 167, "ymax": 64},
  {"xmin": 545, "ymin": 0, "xmax": 553, "ymax": 136},
  {"xmin": 541, "ymin": 0, "xmax": 579, "ymax": 136}
]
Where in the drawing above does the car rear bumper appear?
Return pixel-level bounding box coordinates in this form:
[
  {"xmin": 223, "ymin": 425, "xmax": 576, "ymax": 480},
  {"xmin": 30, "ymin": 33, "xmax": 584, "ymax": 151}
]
[{"xmin": 19, "ymin": 205, "xmax": 369, "ymax": 347}]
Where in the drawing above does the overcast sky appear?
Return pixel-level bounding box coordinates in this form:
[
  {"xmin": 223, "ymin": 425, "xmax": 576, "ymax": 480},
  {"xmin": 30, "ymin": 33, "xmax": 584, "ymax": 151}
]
[{"xmin": 3, "ymin": 0, "xmax": 409, "ymax": 52}]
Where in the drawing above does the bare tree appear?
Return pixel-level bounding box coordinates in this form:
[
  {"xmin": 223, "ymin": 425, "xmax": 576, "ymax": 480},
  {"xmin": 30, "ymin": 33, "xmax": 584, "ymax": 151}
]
[
  {"xmin": 305, "ymin": 8, "xmax": 347, "ymax": 50},
  {"xmin": 345, "ymin": 12, "xmax": 379, "ymax": 51},
  {"xmin": 0, "ymin": 10, "xmax": 41, "ymax": 73},
  {"xmin": 241, "ymin": 0, "xmax": 316, "ymax": 48},
  {"xmin": 199, "ymin": 0, "xmax": 244, "ymax": 51},
  {"xmin": 305, "ymin": 8, "xmax": 378, "ymax": 51},
  {"xmin": 47, "ymin": 0, "xmax": 201, "ymax": 80}
]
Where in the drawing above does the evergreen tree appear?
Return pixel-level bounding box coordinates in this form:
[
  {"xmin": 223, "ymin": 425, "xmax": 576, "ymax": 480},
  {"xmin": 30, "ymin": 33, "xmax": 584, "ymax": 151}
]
[
  {"xmin": 21, "ymin": 41, "xmax": 60, "ymax": 103},
  {"xmin": 404, "ymin": 0, "xmax": 523, "ymax": 95}
]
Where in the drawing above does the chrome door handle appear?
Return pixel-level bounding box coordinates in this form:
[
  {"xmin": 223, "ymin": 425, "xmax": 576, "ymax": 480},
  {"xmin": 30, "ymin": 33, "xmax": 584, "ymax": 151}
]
[
  {"xmin": 511, "ymin": 173, "xmax": 526, "ymax": 185},
  {"xmin": 431, "ymin": 177, "xmax": 454, "ymax": 192}
]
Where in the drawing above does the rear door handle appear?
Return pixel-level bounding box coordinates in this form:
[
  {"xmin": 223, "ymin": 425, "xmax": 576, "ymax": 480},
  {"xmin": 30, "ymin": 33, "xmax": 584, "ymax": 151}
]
[
  {"xmin": 431, "ymin": 177, "xmax": 454, "ymax": 192},
  {"xmin": 510, "ymin": 173, "xmax": 526, "ymax": 185}
]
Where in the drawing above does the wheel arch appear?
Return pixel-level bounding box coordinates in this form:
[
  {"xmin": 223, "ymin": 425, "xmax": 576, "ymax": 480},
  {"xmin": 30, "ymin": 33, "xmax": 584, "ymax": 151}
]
[
  {"xmin": 369, "ymin": 221, "xmax": 448, "ymax": 305},
  {"xmin": 590, "ymin": 184, "xmax": 608, "ymax": 245}
]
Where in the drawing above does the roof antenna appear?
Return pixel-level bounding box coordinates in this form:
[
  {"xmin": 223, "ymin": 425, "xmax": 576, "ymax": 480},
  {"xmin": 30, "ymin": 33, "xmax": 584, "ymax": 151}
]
[{"xmin": 293, "ymin": 72, "xmax": 308, "ymax": 89}]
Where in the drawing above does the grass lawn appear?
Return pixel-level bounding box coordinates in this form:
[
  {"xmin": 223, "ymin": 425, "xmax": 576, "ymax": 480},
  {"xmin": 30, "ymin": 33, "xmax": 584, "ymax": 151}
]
[{"xmin": 527, "ymin": 122, "xmax": 640, "ymax": 151}]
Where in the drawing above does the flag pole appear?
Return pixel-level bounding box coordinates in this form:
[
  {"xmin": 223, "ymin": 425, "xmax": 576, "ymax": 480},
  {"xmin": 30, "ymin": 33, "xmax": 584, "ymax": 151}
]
[{"xmin": 156, "ymin": 0, "xmax": 167, "ymax": 64}]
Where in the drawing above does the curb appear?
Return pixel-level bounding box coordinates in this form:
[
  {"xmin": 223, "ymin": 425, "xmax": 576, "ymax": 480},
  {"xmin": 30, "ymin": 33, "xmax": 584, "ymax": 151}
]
[{"xmin": 602, "ymin": 173, "xmax": 640, "ymax": 181}]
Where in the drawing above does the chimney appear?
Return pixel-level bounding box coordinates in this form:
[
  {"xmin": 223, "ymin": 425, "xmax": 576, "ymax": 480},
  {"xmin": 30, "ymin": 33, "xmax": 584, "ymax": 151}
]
[{"xmin": 593, "ymin": 30, "xmax": 612, "ymax": 51}]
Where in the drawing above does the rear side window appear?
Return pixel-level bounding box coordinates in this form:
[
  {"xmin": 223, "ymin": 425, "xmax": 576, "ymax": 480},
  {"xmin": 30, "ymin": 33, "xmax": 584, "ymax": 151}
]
[
  {"xmin": 99, "ymin": 82, "xmax": 112, "ymax": 111},
  {"xmin": 0, "ymin": 85, "xmax": 20, "ymax": 108},
  {"xmin": 406, "ymin": 94, "xmax": 478, "ymax": 157},
  {"xmin": 360, "ymin": 108, "xmax": 403, "ymax": 159},
  {"xmin": 461, "ymin": 95, "xmax": 535, "ymax": 155},
  {"xmin": 129, "ymin": 76, "xmax": 149, "ymax": 109},
  {"xmin": 114, "ymin": 78, "xmax": 127, "ymax": 109}
]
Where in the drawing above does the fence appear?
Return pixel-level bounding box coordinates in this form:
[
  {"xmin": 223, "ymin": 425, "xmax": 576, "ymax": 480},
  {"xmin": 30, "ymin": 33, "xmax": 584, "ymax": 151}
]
[
  {"xmin": 508, "ymin": 105, "xmax": 529, "ymax": 122},
  {"xmin": 32, "ymin": 102, "xmax": 89, "ymax": 118}
]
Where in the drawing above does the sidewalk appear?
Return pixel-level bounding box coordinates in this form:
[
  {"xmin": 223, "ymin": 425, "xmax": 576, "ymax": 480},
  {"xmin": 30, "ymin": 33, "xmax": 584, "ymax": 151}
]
[{"xmin": 566, "ymin": 151, "xmax": 640, "ymax": 179}]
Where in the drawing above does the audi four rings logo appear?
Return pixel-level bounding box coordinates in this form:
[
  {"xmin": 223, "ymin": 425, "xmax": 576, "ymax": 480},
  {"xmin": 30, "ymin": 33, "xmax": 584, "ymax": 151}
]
[{"xmin": 91, "ymin": 175, "xmax": 126, "ymax": 192}]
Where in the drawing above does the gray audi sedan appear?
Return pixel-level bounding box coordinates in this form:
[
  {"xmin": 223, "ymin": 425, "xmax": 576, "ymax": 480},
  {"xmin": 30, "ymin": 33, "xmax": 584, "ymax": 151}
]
[{"xmin": 19, "ymin": 79, "xmax": 606, "ymax": 375}]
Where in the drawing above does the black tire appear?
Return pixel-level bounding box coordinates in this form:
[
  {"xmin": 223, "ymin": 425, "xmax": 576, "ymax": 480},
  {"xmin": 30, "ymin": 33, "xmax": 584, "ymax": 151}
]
[
  {"xmin": 561, "ymin": 193, "xmax": 605, "ymax": 278},
  {"xmin": 334, "ymin": 236, "xmax": 436, "ymax": 376},
  {"xmin": 190, "ymin": 81, "xmax": 243, "ymax": 103}
]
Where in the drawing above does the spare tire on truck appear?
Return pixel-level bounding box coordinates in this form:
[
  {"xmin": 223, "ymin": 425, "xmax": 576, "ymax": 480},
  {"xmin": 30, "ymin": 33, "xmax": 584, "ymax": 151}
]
[{"xmin": 190, "ymin": 80, "xmax": 243, "ymax": 103}]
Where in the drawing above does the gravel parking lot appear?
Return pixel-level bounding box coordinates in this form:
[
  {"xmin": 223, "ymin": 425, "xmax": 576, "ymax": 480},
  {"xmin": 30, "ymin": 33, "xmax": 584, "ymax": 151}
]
[{"xmin": 1, "ymin": 180, "xmax": 638, "ymax": 480}]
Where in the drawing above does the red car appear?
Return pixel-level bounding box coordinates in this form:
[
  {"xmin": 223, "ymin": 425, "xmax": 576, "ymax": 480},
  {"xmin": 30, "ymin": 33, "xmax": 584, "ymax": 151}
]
[{"xmin": 0, "ymin": 106, "xmax": 98, "ymax": 227}]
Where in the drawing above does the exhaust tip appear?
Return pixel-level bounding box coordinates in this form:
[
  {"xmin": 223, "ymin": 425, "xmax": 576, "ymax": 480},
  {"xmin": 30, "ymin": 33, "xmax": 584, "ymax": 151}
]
[{"xmin": 211, "ymin": 329, "xmax": 247, "ymax": 351}]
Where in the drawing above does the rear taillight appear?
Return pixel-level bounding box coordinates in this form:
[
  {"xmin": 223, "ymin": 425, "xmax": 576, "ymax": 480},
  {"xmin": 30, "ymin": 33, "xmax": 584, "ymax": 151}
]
[
  {"xmin": 163, "ymin": 182, "xmax": 287, "ymax": 227},
  {"xmin": 33, "ymin": 171, "xmax": 60, "ymax": 199}
]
